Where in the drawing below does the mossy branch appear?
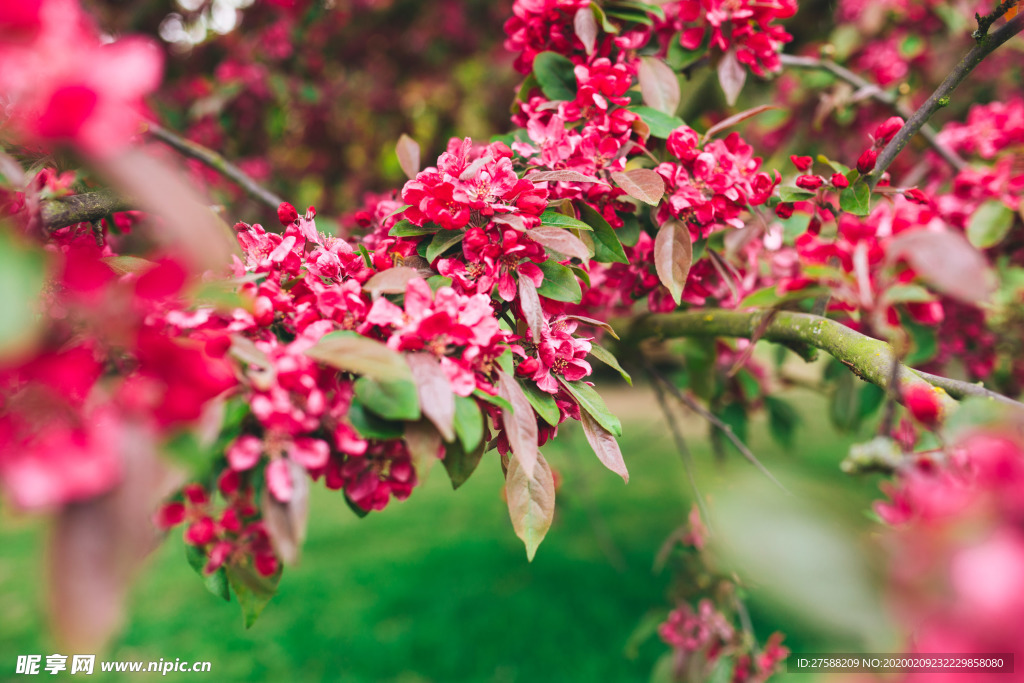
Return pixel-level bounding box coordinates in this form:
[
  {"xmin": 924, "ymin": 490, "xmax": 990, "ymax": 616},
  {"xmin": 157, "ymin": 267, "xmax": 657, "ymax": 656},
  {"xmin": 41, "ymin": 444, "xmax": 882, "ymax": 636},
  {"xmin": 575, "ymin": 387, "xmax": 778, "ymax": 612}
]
[
  {"xmin": 40, "ymin": 189, "xmax": 132, "ymax": 230},
  {"xmin": 629, "ymin": 309, "xmax": 1024, "ymax": 411}
]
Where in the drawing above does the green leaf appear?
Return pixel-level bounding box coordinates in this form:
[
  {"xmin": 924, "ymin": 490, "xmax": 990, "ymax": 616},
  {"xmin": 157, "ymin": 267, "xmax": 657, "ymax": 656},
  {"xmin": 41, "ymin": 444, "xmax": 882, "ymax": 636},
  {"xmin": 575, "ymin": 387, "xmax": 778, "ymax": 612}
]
[
  {"xmin": 829, "ymin": 368, "xmax": 859, "ymax": 432},
  {"xmin": 609, "ymin": 0, "xmax": 665, "ymax": 19},
  {"xmin": 389, "ymin": 219, "xmax": 440, "ymax": 237},
  {"xmin": 764, "ymin": 396, "xmax": 800, "ymax": 448},
  {"xmin": 348, "ymin": 399, "xmax": 404, "ymax": 440},
  {"xmin": 778, "ymin": 186, "xmax": 816, "ymax": 203},
  {"xmin": 539, "ymin": 209, "xmax": 593, "ymax": 231},
  {"xmin": 627, "ymin": 105, "xmax": 686, "ymax": 139},
  {"xmin": 839, "ymin": 181, "xmax": 871, "ymax": 216},
  {"xmin": 557, "ymin": 378, "xmax": 623, "ymax": 436},
  {"xmin": 884, "ymin": 283, "xmax": 936, "ymax": 304},
  {"xmin": 353, "ymin": 376, "xmax": 421, "ymax": 421},
  {"xmin": 532, "ymin": 51, "xmax": 578, "ymax": 101},
  {"xmin": 589, "ymin": 343, "xmax": 632, "ymax": 384},
  {"xmin": 519, "ymin": 380, "xmax": 560, "ymax": 426},
  {"xmin": 579, "ymin": 202, "xmax": 628, "ymax": 264},
  {"xmin": 617, "ymin": 212, "xmax": 640, "ymax": 247},
  {"xmin": 454, "ymin": 395, "xmax": 484, "ymax": 452},
  {"xmin": 967, "ymin": 200, "xmax": 1014, "ymax": 249},
  {"xmin": 425, "ymin": 229, "xmax": 466, "ymax": 263},
  {"xmin": 904, "ymin": 317, "xmax": 938, "ymax": 365},
  {"xmin": 101, "ymin": 255, "xmax": 156, "ymax": 275},
  {"xmin": 473, "ymin": 388, "xmax": 514, "ymax": 413},
  {"xmin": 666, "ymin": 37, "xmax": 707, "ymax": 71},
  {"xmin": 590, "ymin": 2, "xmax": 618, "ymax": 33},
  {"xmin": 442, "ymin": 438, "xmax": 486, "ymax": 490},
  {"xmin": 0, "ymin": 230, "xmax": 45, "ymax": 359},
  {"xmin": 536, "ymin": 260, "xmax": 583, "ymax": 303},
  {"xmin": 226, "ymin": 563, "xmax": 282, "ymax": 629},
  {"xmin": 305, "ymin": 331, "xmax": 414, "ymax": 383},
  {"xmin": 185, "ymin": 544, "xmax": 231, "ymax": 601},
  {"xmin": 857, "ymin": 383, "xmax": 886, "ymax": 422},
  {"xmin": 603, "ymin": 6, "xmax": 654, "ymax": 24}
]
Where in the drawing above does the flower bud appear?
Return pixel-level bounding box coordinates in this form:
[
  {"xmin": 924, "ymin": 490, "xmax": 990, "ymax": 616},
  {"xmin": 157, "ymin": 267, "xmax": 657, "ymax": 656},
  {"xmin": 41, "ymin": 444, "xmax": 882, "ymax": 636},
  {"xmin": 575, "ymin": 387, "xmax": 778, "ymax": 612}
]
[
  {"xmin": 904, "ymin": 188, "xmax": 929, "ymax": 205},
  {"xmin": 831, "ymin": 172, "xmax": 849, "ymax": 189},
  {"xmin": 795, "ymin": 174, "xmax": 824, "ymax": 191},
  {"xmin": 789, "ymin": 155, "xmax": 813, "ymax": 171},
  {"xmin": 873, "ymin": 116, "xmax": 904, "ymax": 145},
  {"xmin": 857, "ymin": 149, "xmax": 879, "ymax": 174},
  {"xmin": 277, "ymin": 202, "xmax": 299, "ymax": 226},
  {"xmin": 904, "ymin": 385, "xmax": 943, "ymax": 426}
]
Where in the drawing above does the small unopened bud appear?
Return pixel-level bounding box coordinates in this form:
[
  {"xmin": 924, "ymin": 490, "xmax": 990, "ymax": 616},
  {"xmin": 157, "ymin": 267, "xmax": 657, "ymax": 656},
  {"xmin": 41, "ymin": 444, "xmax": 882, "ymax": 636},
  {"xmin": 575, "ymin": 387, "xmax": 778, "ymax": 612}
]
[
  {"xmin": 831, "ymin": 172, "xmax": 849, "ymax": 189},
  {"xmin": 904, "ymin": 188, "xmax": 929, "ymax": 205},
  {"xmin": 796, "ymin": 174, "xmax": 825, "ymax": 191},
  {"xmin": 873, "ymin": 116, "xmax": 904, "ymax": 145},
  {"xmin": 277, "ymin": 202, "xmax": 299, "ymax": 226},
  {"xmin": 904, "ymin": 385, "xmax": 943, "ymax": 427},
  {"xmin": 857, "ymin": 149, "xmax": 879, "ymax": 174},
  {"xmin": 789, "ymin": 155, "xmax": 813, "ymax": 171}
]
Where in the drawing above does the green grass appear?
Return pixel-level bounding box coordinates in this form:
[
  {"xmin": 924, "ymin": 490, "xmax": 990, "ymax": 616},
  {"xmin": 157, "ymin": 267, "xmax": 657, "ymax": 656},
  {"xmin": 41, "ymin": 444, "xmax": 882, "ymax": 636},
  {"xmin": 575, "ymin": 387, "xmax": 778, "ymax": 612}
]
[{"xmin": 0, "ymin": 386, "xmax": 886, "ymax": 682}]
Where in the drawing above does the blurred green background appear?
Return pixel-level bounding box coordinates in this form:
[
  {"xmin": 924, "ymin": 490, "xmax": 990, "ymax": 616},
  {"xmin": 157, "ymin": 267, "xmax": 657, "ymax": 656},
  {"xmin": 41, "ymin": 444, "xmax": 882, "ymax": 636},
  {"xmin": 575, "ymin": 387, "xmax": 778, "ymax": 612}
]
[{"xmin": 0, "ymin": 383, "xmax": 886, "ymax": 682}]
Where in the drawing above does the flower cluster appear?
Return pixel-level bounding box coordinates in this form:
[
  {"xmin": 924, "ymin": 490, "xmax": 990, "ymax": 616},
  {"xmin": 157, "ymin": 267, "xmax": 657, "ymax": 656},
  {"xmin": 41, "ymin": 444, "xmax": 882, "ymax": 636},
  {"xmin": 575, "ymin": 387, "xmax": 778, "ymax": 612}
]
[
  {"xmin": 0, "ymin": 0, "xmax": 162, "ymax": 155},
  {"xmin": 0, "ymin": 206, "xmax": 234, "ymax": 510},
  {"xmin": 877, "ymin": 428, "xmax": 1024, "ymax": 669},
  {"xmin": 661, "ymin": 0, "xmax": 798, "ymax": 76},
  {"xmin": 656, "ymin": 125, "xmax": 779, "ymax": 237}
]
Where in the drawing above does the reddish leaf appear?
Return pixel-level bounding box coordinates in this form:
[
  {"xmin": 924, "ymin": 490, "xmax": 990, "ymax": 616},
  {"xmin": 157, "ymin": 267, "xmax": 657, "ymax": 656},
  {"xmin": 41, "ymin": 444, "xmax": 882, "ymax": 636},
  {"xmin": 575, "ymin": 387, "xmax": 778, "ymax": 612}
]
[
  {"xmin": 717, "ymin": 48, "xmax": 746, "ymax": 106},
  {"xmin": 527, "ymin": 226, "xmax": 591, "ymax": 262},
  {"xmin": 610, "ymin": 168, "xmax": 665, "ymax": 206},
  {"xmin": 49, "ymin": 425, "xmax": 171, "ymax": 651},
  {"xmin": 528, "ymin": 170, "xmax": 603, "ymax": 184},
  {"xmin": 563, "ymin": 314, "xmax": 621, "ymax": 340},
  {"xmin": 517, "ymin": 276, "xmax": 545, "ymax": 343},
  {"xmin": 637, "ymin": 56, "xmax": 680, "ymax": 115},
  {"xmin": 574, "ymin": 6, "xmax": 598, "ymax": 55},
  {"xmin": 362, "ymin": 266, "xmax": 420, "ymax": 298},
  {"xmin": 580, "ymin": 407, "xmax": 629, "ymax": 483},
  {"xmin": 261, "ymin": 459, "xmax": 309, "ymax": 565},
  {"xmin": 505, "ymin": 451, "xmax": 556, "ymax": 561},
  {"xmin": 654, "ymin": 219, "xmax": 693, "ymax": 305},
  {"xmin": 497, "ymin": 369, "xmax": 539, "ymax": 478},
  {"xmin": 406, "ymin": 353, "xmax": 456, "ymax": 442},
  {"xmin": 396, "ymin": 134, "xmax": 420, "ymax": 180},
  {"xmin": 491, "ymin": 213, "xmax": 528, "ymax": 232},
  {"xmin": 405, "ymin": 420, "xmax": 443, "ymax": 480},
  {"xmin": 887, "ymin": 229, "xmax": 996, "ymax": 304},
  {"xmin": 306, "ymin": 331, "xmax": 413, "ymax": 382},
  {"xmin": 702, "ymin": 104, "xmax": 780, "ymax": 144},
  {"xmin": 100, "ymin": 150, "xmax": 240, "ymax": 272}
]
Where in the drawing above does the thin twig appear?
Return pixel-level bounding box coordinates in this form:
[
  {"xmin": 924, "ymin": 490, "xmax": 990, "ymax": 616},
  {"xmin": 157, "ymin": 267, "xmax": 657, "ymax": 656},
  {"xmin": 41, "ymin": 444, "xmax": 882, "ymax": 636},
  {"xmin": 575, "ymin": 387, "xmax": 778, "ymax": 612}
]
[
  {"xmin": 779, "ymin": 54, "xmax": 966, "ymax": 172},
  {"xmin": 647, "ymin": 364, "xmax": 714, "ymax": 532},
  {"xmin": 974, "ymin": 0, "xmax": 1019, "ymax": 41},
  {"xmin": 870, "ymin": 12, "xmax": 1024, "ymax": 187},
  {"xmin": 655, "ymin": 373, "xmax": 790, "ymax": 494},
  {"xmin": 147, "ymin": 122, "xmax": 286, "ymax": 210}
]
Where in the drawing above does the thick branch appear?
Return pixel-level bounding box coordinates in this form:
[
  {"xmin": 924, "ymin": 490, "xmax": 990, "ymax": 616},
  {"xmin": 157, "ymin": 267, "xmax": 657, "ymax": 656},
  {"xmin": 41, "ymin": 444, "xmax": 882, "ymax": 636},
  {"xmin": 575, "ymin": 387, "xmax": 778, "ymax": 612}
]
[
  {"xmin": 629, "ymin": 309, "xmax": 1024, "ymax": 411},
  {"xmin": 40, "ymin": 189, "xmax": 132, "ymax": 230},
  {"xmin": 778, "ymin": 54, "xmax": 966, "ymax": 172},
  {"xmin": 147, "ymin": 122, "xmax": 285, "ymax": 210},
  {"xmin": 870, "ymin": 11, "xmax": 1024, "ymax": 186}
]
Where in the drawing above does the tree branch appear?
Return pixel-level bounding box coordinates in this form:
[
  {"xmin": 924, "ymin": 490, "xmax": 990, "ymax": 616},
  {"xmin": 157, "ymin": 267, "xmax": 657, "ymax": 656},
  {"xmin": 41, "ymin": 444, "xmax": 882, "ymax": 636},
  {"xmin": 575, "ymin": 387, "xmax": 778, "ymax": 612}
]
[
  {"xmin": 778, "ymin": 54, "xmax": 966, "ymax": 173},
  {"xmin": 40, "ymin": 189, "xmax": 132, "ymax": 230},
  {"xmin": 870, "ymin": 11, "xmax": 1024, "ymax": 186},
  {"xmin": 628, "ymin": 309, "xmax": 1024, "ymax": 411},
  {"xmin": 146, "ymin": 122, "xmax": 286, "ymax": 210}
]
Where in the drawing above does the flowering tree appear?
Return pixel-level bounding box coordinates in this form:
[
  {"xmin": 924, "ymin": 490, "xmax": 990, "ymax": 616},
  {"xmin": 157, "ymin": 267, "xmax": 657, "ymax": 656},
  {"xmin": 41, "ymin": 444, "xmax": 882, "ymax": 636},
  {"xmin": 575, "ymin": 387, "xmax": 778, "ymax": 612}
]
[{"xmin": 2, "ymin": 0, "xmax": 1024, "ymax": 680}]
